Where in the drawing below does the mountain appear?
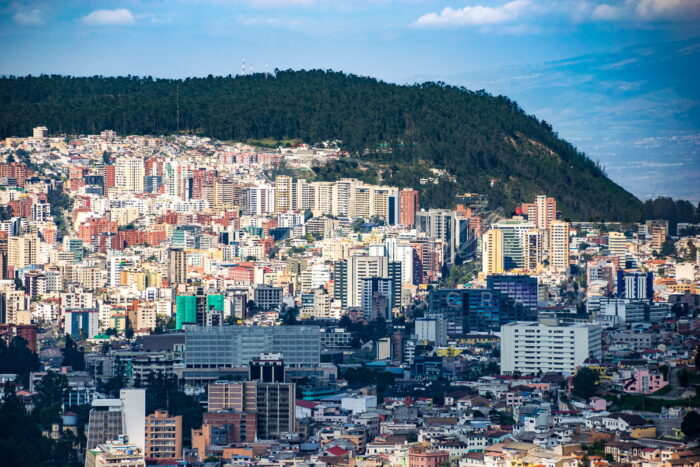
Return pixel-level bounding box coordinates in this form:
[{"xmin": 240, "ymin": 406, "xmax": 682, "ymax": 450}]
[{"xmin": 0, "ymin": 70, "xmax": 642, "ymax": 220}]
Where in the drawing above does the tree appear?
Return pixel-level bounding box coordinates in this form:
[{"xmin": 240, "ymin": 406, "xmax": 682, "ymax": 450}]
[
  {"xmin": 695, "ymin": 346, "xmax": 700, "ymax": 370},
  {"xmin": 61, "ymin": 334, "xmax": 85, "ymax": 371},
  {"xmin": 0, "ymin": 336, "xmax": 39, "ymax": 386},
  {"xmin": 432, "ymin": 391, "xmax": 445, "ymax": 407},
  {"xmin": 572, "ymin": 367, "xmax": 600, "ymax": 399},
  {"xmin": 679, "ymin": 368, "xmax": 690, "ymax": 388},
  {"xmin": 33, "ymin": 371, "xmax": 70, "ymax": 427},
  {"xmin": 681, "ymin": 411, "xmax": 700, "ymax": 438}
]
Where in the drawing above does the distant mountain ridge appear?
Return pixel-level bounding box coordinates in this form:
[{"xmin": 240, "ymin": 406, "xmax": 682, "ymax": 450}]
[{"xmin": 0, "ymin": 70, "xmax": 642, "ymax": 220}]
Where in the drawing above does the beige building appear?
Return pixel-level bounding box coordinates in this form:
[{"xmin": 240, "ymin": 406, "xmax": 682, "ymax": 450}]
[
  {"xmin": 482, "ymin": 229, "xmax": 504, "ymax": 275},
  {"xmin": 7, "ymin": 234, "xmax": 40, "ymax": 269},
  {"xmin": 548, "ymin": 221, "xmax": 570, "ymax": 272},
  {"xmin": 144, "ymin": 410, "xmax": 182, "ymax": 460}
]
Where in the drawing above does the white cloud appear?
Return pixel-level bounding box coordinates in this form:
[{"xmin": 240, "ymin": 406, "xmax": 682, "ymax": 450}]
[
  {"xmin": 591, "ymin": 4, "xmax": 620, "ymax": 20},
  {"xmin": 591, "ymin": 0, "xmax": 700, "ymax": 21},
  {"xmin": 13, "ymin": 8, "xmax": 45, "ymax": 26},
  {"xmin": 80, "ymin": 8, "xmax": 136, "ymax": 26},
  {"xmin": 413, "ymin": 0, "xmax": 532, "ymax": 28}
]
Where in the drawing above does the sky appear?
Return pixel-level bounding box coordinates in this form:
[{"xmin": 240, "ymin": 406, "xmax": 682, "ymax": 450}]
[{"xmin": 1, "ymin": 0, "xmax": 699, "ymax": 201}]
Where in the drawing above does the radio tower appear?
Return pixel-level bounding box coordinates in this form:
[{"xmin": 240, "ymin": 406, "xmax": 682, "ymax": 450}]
[{"xmin": 241, "ymin": 58, "xmax": 246, "ymax": 75}]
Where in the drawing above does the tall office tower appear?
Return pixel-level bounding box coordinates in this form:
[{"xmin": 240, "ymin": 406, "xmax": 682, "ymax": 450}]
[
  {"xmin": 274, "ymin": 176, "xmax": 293, "ymax": 213},
  {"xmin": 168, "ymin": 248, "xmax": 187, "ymax": 285},
  {"xmin": 486, "ymin": 275, "xmax": 538, "ymax": 312},
  {"xmin": 482, "ymin": 229, "xmax": 504, "ymax": 275},
  {"xmin": 492, "ymin": 219, "xmax": 536, "ymax": 270},
  {"xmin": 617, "ymin": 270, "xmax": 654, "ymax": 304},
  {"xmin": 523, "ymin": 229, "xmax": 544, "ymax": 271},
  {"xmin": 416, "ymin": 209, "xmax": 469, "ymax": 264},
  {"xmin": 115, "ymin": 156, "xmax": 145, "ymax": 193},
  {"xmin": 500, "ymin": 318, "xmax": 602, "ymax": 375},
  {"xmin": 32, "ymin": 126, "xmax": 48, "ymax": 139},
  {"xmin": 207, "ymin": 380, "xmax": 295, "ymax": 440},
  {"xmin": 145, "ymin": 410, "xmax": 182, "ymax": 460},
  {"xmin": 249, "ymin": 353, "xmax": 285, "ymax": 383},
  {"xmin": 86, "ymin": 389, "xmax": 145, "ymax": 449},
  {"xmin": 428, "ymin": 288, "xmax": 536, "ymax": 335},
  {"xmin": 547, "ymin": 220, "xmax": 570, "ymax": 272},
  {"xmin": 7, "ymin": 234, "xmax": 40, "ymax": 270},
  {"xmin": 521, "ymin": 195, "xmax": 557, "ymax": 229},
  {"xmin": 388, "ymin": 261, "xmax": 402, "ymax": 309},
  {"xmin": 399, "ymin": 189, "xmax": 419, "ymax": 227},
  {"xmin": 395, "ymin": 244, "xmax": 416, "ymax": 285},
  {"xmin": 608, "ymin": 231, "xmax": 628, "ymax": 258},
  {"xmin": 334, "ymin": 256, "xmax": 389, "ymax": 308},
  {"xmin": 214, "ymin": 177, "xmax": 238, "ymax": 208},
  {"xmin": 361, "ymin": 277, "xmax": 394, "ymax": 321},
  {"xmin": 256, "ymin": 382, "xmax": 295, "ymax": 439}
]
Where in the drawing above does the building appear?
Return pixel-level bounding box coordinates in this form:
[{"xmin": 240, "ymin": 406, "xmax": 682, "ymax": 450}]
[
  {"xmin": 408, "ymin": 448, "xmax": 450, "ymax": 467},
  {"xmin": 33, "ymin": 126, "xmax": 48, "ymax": 139},
  {"xmin": 482, "ymin": 229, "xmax": 504, "ymax": 275},
  {"xmin": 184, "ymin": 325, "xmax": 320, "ymax": 368},
  {"xmin": 360, "ymin": 277, "xmax": 393, "ymax": 321},
  {"xmin": 428, "ymin": 288, "xmax": 536, "ymax": 335},
  {"xmin": 7, "ymin": 234, "xmax": 40, "ymax": 270},
  {"xmin": 486, "ymin": 275, "xmax": 538, "ymax": 312},
  {"xmin": 253, "ymin": 284, "xmax": 283, "ymax": 311},
  {"xmin": 617, "ymin": 270, "xmax": 654, "ymax": 303},
  {"xmin": 115, "ymin": 156, "xmax": 145, "ymax": 193},
  {"xmin": 492, "ymin": 219, "xmax": 536, "ymax": 270},
  {"xmin": 399, "ymin": 189, "xmax": 419, "ymax": 227},
  {"xmin": 521, "ymin": 195, "xmax": 557, "ymax": 229},
  {"xmin": 144, "ymin": 410, "xmax": 182, "ymax": 460},
  {"xmin": 207, "ymin": 380, "xmax": 295, "ymax": 439},
  {"xmin": 500, "ymin": 318, "xmax": 602, "ymax": 375},
  {"xmin": 416, "ymin": 209, "xmax": 470, "ymax": 264},
  {"xmin": 608, "ymin": 232, "xmax": 628, "ymax": 258},
  {"xmin": 250, "ymin": 353, "xmax": 285, "ymax": 383},
  {"xmin": 85, "ymin": 437, "xmax": 145, "ymax": 467},
  {"xmin": 548, "ymin": 220, "xmax": 570, "ymax": 272},
  {"xmin": 86, "ymin": 389, "xmax": 145, "ymax": 450},
  {"xmin": 168, "ymin": 248, "xmax": 187, "ymax": 285},
  {"xmin": 415, "ymin": 315, "xmax": 448, "ymax": 346}
]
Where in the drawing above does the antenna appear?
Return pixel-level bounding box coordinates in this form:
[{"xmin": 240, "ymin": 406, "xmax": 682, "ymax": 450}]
[
  {"xmin": 241, "ymin": 58, "xmax": 246, "ymax": 76},
  {"xmin": 265, "ymin": 63, "xmax": 269, "ymax": 79}
]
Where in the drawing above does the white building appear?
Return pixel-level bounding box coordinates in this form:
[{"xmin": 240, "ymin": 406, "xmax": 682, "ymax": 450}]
[{"xmin": 500, "ymin": 318, "xmax": 602, "ymax": 375}]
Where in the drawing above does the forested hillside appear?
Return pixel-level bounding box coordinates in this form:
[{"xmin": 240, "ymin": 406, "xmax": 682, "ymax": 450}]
[{"xmin": 0, "ymin": 70, "xmax": 642, "ymax": 220}]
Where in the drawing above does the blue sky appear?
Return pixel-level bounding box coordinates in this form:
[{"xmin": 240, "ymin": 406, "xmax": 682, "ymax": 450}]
[{"xmin": 1, "ymin": 0, "xmax": 699, "ymax": 201}]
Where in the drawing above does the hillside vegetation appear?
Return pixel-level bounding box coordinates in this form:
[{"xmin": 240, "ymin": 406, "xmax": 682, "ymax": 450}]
[{"xmin": 0, "ymin": 70, "xmax": 642, "ymax": 220}]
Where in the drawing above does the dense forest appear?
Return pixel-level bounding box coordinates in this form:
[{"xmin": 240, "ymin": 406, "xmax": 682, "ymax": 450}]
[{"xmin": 0, "ymin": 70, "xmax": 642, "ymax": 220}]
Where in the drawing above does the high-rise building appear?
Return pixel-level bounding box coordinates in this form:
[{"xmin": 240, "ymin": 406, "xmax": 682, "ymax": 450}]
[
  {"xmin": 486, "ymin": 275, "xmax": 538, "ymax": 312},
  {"xmin": 144, "ymin": 410, "xmax": 182, "ymax": 460},
  {"xmin": 86, "ymin": 389, "xmax": 145, "ymax": 450},
  {"xmin": 608, "ymin": 232, "xmax": 628, "ymax": 258},
  {"xmin": 399, "ymin": 189, "xmax": 419, "ymax": 227},
  {"xmin": 7, "ymin": 234, "xmax": 40, "ymax": 270},
  {"xmin": 274, "ymin": 176, "xmax": 293, "ymax": 213},
  {"xmin": 521, "ymin": 195, "xmax": 557, "ymax": 229},
  {"xmin": 492, "ymin": 219, "xmax": 536, "ymax": 270},
  {"xmin": 428, "ymin": 288, "xmax": 536, "ymax": 335},
  {"xmin": 548, "ymin": 220, "xmax": 570, "ymax": 272},
  {"xmin": 360, "ymin": 277, "xmax": 393, "ymax": 321},
  {"xmin": 416, "ymin": 209, "xmax": 470, "ymax": 264},
  {"xmin": 168, "ymin": 248, "xmax": 187, "ymax": 285},
  {"xmin": 207, "ymin": 380, "xmax": 295, "ymax": 440},
  {"xmin": 115, "ymin": 156, "xmax": 145, "ymax": 193},
  {"xmin": 249, "ymin": 353, "xmax": 285, "ymax": 383},
  {"xmin": 500, "ymin": 318, "xmax": 602, "ymax": 375},
  {"xmin": 334, "ymin": 256, "xmax": 388, "ymax": 309},
  {"xmin": 482, "ymin": 229, "xmax": 504, "ymax": 275}
]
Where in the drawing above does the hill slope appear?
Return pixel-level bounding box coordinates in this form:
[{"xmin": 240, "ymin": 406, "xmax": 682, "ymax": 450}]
[{"xmin": 0, "ymin": 71, "xmax": 642, "ymax": 220}]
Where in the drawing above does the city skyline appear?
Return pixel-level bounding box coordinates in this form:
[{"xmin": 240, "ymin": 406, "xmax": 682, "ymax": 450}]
[{"xmin": 1, "ymin": 0, "xmax": 699, "ymax": 201}]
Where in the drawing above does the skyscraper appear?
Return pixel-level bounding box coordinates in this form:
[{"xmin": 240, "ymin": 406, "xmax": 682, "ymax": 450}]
[
  {"xmin": 86, "ymin": 389, "xmax": 145, "ymax": 450},
  {"xmin": 482, "ymin": 229, "xmax": 504, "ymax": 275},
  {"xmin": 399, "ymin": 189, "xmax": 419, "ymax": 227},
  {"xmin": 548, "ymin": 220, "xmax": 570, "ymax": 272},
  {"xmin": 144, "ymin": 410, "xmax": 182, "ymax": 460},
  {"xmin": 168, "ymin": 248, "xmax": 187, "ymax": 285}
]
